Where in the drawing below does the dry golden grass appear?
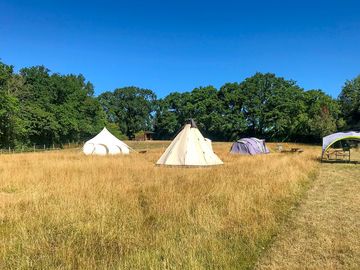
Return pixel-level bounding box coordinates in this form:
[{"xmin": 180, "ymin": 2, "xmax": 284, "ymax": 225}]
[
  {"xmin": 257, "ymin": 162, "xmax": 360, "ymax": 270},
  {"xmin": 0, "ymin": 142, "xmax": 319, "ymax": 269}
]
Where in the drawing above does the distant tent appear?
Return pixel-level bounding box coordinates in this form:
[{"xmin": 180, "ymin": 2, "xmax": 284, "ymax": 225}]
[
  {"xmin": 156, "ymin": 119, "xmax": 223, "ymax": 166},
  {"xmin": 230, "ymin": 138, "xmax": 270, "ymax": 155},
  {"xmin": 83, "ymin": 127, "xmax": 130, "ymax": 155},
  {"xmin": 322, "ymin": 131, "xmax": 360, "ymax": 158}
]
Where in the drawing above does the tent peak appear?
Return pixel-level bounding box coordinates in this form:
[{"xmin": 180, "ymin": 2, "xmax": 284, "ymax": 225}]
[
  {"xmin": 185, "ymin": 119, "xmax": 198, "ymax": 128},
  {"xmin": 156, "ymin": 121, "xmax": 223, "ymax": 166},
  {"xmin": 82, "ymin": 127, "xmax": 130, "ymax": 155}
]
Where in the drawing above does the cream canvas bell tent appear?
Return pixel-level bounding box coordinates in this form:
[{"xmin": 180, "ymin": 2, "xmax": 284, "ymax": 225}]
[
  {"xmin": 156, "ymin": 120, "xmax": 223, "ymax": 166},
  {"xmin": 83, "ymin": 127, "xmax": 130, "ymax": 155}
]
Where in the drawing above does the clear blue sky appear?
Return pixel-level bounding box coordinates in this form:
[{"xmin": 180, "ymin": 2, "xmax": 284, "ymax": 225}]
[{"xmin": 1, "ymin": 0, "xmax": 359, "ymax": 98}]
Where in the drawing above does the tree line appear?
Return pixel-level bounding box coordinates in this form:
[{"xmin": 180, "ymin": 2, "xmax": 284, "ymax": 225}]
[{"xmin": 0, "ymin": 60, "xmax": 359, "ymax": 148}]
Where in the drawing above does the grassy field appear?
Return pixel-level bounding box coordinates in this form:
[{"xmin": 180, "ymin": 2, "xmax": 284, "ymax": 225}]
[
  {"xmin": 1, "ymin": 142, "xmax": 320, "ymax": 269},
  {"xmin": 257, "ymin": 161, "xmax": 360, "ymax": 269}
]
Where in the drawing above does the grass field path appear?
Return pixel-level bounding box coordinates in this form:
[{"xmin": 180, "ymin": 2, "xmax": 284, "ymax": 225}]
[{"xmin": 257, "ymin": 164, "xmax": 360, "ymax": 269}]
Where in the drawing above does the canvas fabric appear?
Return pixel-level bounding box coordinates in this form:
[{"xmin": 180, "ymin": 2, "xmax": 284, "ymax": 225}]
[
  {"xmin": 83, "ymin": 127, "xmax": 130, "ymax": 155},
  {"xmin": 230, "ymin": 137, "xmax": 269, "ymax": 155},
  {"xmin": 322, "ymin": 131, "xmax": 360, "ymax": 153},
  {"xmin": 156, "ymin": 124, "xmax": 223, "ymax": 166}
]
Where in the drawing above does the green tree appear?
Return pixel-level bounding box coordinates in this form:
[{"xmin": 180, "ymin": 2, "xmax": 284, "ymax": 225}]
[
  {"xmin": 263, "ymin": 82, "xmax": 307, "ymax": 141},
  {"xmin": 237, "ymin": 73, "xmax": 306, "ymax": 140},
  {"xmin": 98, "ymin": 87, "xmax": 157, "ymax": 139},
  {"xmin": 217, "ymin": 83, "xmax": 247, "ymax": 140},
  {"xmin": 153, "ymin": 96, "xmax": 181, "ymax": 139},
  {"xmin": 18, "ymin": 66, "xmax": 60, "ymax": 145},
  {"xmin": 304, "ymin": 90, "xmax": 344, "ymax": 140},
  {"xmin": 50, "ymin": 74, "xmax": 107, "ymax": 143},
  {"xmin": 0, "ymin": 62, "xmax": 25, "ymax": 147},
  {"xmin": 16, "ymin": 66, "xmax": 106, "ymax": 146},
  {"xmin": 0, "ymin": 58, "xmax": 347, "ymax": 146},
  {"xmin": 339, "ymin": 75, "xmax": 360, "ymax": 130},
  {"xmin": 186, "ymin": 86, "xmax": 226, "ymax": 139},
  {"xmin": 154, "ymin": 87, "xmax": 230, "ymax": 140},
  {"xmin": 0, "ymin": 92, "xmax": 24, "ymax": 148}
]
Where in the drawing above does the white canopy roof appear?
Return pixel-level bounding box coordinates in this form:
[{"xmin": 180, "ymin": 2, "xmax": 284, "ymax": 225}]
[
  {"xmin": 156, "ymin": 123, "xmax": 223, "ymax": 166},
  {"xmin": 322, "ymin": 131, "xmax": 360, "ymax": 153},
  {"xmin": 83, "ymin": 127, "xmax": 130, "ymax": 155}
]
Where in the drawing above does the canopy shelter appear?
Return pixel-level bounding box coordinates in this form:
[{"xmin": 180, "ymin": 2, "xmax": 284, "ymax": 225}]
[
  {"xmin": 83, "ymin": 127, "xmax": 130, "ymax": 155},
  {"xmin": 156, "ymin": 119, "xmax": 223, "ymax": 166},
  {"xmin": 230, "ymin": 138, "xmax": 270, "ymax": 155},
  {"xmin": 322, "ymin": 131, "xmax": 360, "ymax": 161}
]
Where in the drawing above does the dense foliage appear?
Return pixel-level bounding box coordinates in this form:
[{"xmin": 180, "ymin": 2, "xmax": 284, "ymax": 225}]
[
  {"xmin": 0, "ymin": 59, "xmax": 357, "ymax": 148},
  {"xmin": 0, "ymin": 62, "xmax": 107, "ymax": 148},
  {"xmin": 154, "ymin": 73, "xmax": 345, "ymax": 142},
  {"xmin": 339, "ymin": 75, "xmax": 360, "ymax": 130},
  {"xmin": 98, "ymin": 87, "xmax": 156, "ymax": 139}
]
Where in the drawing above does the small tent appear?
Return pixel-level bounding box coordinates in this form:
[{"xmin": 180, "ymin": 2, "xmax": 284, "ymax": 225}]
[
  {"xmin": 230, "ymin": 138, "xmax": 270, "ymax": 155},
  {"xmin": 83, "ymin": 127, "xmax": 130, "ymax": 155},
  {"xmin": 156, "ymin": 120, "xmax": 223, "ymax": 166},
  {"xmin": 322, "ymin": 131, "xmax": 360, "ymax": 159}
]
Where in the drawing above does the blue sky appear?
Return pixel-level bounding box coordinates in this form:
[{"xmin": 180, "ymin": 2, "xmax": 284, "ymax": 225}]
[{"xmin": 1, "ymin": 0, "xmax": 359, "ymax": 97}]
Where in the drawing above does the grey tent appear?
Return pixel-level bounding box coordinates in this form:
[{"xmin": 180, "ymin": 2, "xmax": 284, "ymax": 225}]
[{"xmin": 230, "ymin": 138, "xmax": 270, "ymax": 155}]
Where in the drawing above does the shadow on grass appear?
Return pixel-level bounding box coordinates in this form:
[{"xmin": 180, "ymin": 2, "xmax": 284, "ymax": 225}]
[{"xmin": 321, "ymin": 159, "xmax": 360, "ymax": 164}]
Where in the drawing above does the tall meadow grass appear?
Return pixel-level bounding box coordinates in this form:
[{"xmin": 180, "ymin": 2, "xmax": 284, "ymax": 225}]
[{"xmin": 0, "ymin": 142, "xmax": 319, "ymax": 269}]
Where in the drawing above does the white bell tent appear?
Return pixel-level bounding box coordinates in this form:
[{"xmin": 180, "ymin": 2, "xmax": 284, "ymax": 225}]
[
  {"xmin": 83, "ymin": 127, "xmax": 130, "ymax": 155},
  {"xmin": 156, "ymin": 120, "xmax": 223, "ymax": 166}
]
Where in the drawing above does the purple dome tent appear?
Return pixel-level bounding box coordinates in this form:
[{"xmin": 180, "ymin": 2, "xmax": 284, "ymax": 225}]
[{"xmin": 230, "ymin": 138, "xmax": 270, "ymax": 155}]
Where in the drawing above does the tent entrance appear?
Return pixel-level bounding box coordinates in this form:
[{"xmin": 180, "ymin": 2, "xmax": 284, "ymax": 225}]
[
  {"xmin": 322, "ymin": 132, "xmax": 360, "ymax": 164},
  {"xmin": 322, "ymin": 139, "xmax": 360, "ymax": 163}
]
